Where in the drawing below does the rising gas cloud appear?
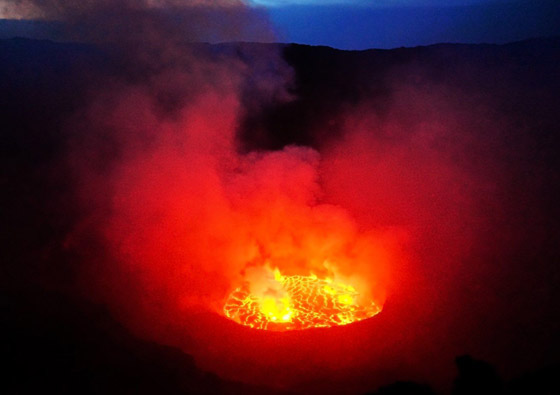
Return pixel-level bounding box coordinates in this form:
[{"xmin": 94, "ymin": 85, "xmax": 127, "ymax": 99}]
[{"xmin": 5, "ymin": 0, "xmax": 533, "ymax": 392}]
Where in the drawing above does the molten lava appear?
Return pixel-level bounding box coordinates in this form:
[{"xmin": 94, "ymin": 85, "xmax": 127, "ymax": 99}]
[{"xmin": 224, "ymin": 269, "xmax": 382, "ymax": 330}]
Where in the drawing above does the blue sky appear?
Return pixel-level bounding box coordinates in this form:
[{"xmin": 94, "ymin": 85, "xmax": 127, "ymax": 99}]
[
  {"xmin": 0, "ymin": 1, "xmax": 558, "ymax": 49},
  {"xmin": 251, "ymin": 0, "xmax": 560, "ymax": 49},
  {"xmin": 249, "ymin": 1, "xmax": 490, "ymax": 6}
]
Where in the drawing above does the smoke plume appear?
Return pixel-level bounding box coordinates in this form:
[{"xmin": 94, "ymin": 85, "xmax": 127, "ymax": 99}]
[{"xmin": 6, "ymin": 0, "xmax": 553, "ymax": 393}]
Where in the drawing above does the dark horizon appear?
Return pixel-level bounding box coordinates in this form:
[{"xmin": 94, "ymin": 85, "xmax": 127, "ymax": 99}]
[{"xmin": 1, "ymin": 19, "xmax": 560, "ymax": 52}]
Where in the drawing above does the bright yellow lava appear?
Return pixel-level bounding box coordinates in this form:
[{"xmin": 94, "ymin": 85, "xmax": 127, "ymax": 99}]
[{"xmin": 224, "ymin": 270, "xmax": 381, "ymax": 331}]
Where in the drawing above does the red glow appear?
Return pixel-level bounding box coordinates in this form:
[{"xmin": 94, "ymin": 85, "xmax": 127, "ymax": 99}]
[{"xmin": 67, "ymin": 45, "xmax": 492, "ymax": 394}]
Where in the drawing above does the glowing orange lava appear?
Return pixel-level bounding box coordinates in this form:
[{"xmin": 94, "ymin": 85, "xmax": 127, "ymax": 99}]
[{"xmin": 224, "ymin": 269, "xmax": 382, "ymax": 331}]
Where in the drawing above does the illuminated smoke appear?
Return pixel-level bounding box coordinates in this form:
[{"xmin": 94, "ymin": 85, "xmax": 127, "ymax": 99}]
[
  {"xmin": 8, "ymin": 0, "xmax": 391, "ymax": 346},
  {"xmin": 8, "ymin": 0, "xmax": 511, "ymax": 392}
]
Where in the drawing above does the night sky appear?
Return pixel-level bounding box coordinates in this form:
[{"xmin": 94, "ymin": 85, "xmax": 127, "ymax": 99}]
[
  {"xmin": 1, "ymin": 0, "xmax": 559, "ymax": 49},
  {"xmin": 254, "ymin": 0, "xmax": 560, "ymax": 49}
]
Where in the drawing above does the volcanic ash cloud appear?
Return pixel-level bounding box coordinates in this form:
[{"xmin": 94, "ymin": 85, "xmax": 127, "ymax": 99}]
[{"xmin": 37, "ymin": 0, "xmax": 394, "ymax": 345}]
